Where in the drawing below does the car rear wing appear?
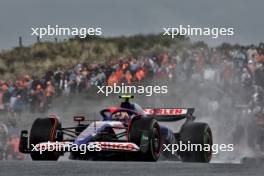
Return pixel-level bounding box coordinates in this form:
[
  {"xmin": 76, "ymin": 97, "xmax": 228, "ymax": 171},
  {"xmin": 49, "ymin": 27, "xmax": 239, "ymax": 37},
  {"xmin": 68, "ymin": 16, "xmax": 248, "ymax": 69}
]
[{"xmin": 143, "ymin": 108, "xmax": 195, "ymax": 121}]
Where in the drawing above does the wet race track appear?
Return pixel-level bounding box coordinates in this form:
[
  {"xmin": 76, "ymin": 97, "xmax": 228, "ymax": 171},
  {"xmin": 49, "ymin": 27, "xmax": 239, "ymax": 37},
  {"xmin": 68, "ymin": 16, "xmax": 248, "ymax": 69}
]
[{"xmin": 0, "ymin": 160, "xmax": 264, "ymax": 176}]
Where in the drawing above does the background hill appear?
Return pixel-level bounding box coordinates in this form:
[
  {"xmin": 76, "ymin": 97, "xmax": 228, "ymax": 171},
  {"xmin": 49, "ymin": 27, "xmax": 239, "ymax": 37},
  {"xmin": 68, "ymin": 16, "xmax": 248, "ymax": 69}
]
[{"xmin": 0, "ymin": 34, "xmax": 194, "ymax": 80}]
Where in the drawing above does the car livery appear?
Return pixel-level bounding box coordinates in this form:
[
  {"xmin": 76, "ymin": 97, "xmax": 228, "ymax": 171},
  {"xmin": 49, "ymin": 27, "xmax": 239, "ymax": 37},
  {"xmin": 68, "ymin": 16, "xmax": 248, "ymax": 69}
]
[{"xmin": 19, "ymin": 95, "xmax": 213, "ymax": 162}]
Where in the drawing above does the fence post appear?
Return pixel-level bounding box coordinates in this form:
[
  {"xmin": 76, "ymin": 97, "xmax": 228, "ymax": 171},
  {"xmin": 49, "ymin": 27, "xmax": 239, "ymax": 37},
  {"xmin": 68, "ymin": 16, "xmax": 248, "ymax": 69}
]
[
  {"xmin": 37, "ymin": 36, "xmax": 40, "ymax": 43},
  {"xmin": 19, "ymin": 36, "xmax": 23, "ymax": 47}
]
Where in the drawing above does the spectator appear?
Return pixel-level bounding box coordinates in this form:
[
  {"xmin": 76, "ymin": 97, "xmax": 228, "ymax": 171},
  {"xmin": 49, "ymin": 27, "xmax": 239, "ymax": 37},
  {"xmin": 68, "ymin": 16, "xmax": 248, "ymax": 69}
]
[
  {"xmin": 45, "ymin": 81, "xmax": 55, "ymax": 105},
  {"xmin": 0, "ymin": 89, "xmax": 4, "ymax": 112},
  {"xmin": 125, "ymin": 70, "xmax": 132, "ymax": 85},
  {"xmin": 13, "ymin": 94, "xmax": 25, "ymax": 116}
]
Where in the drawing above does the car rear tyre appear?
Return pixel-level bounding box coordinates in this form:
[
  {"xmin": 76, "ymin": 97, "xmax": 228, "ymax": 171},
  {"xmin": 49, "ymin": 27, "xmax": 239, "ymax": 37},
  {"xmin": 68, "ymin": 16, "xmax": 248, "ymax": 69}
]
[
  {"xmin": 29, "ymin": 117, "xmax": 62, "ymax": 160},
  {"xmin": 179, "ymin": 122, "xmax": 213, "ymax": 163}
]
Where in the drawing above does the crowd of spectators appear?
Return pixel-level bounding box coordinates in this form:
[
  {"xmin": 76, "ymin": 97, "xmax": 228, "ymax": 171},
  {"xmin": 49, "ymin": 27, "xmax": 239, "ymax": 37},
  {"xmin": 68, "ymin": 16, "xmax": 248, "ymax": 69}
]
[{"xmin": 0, "ymin": 44, "xmax": 263, "ymax": 117}]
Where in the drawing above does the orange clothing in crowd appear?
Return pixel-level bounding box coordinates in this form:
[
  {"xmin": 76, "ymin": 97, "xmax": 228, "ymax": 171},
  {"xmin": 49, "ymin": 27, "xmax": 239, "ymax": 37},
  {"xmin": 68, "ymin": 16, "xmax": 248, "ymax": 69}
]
[
  {"xmin": 125, "ymin": 71, "xmax": 132, "ymax": 85},
  {"xmin": 122, "ymin": 63, "xmax": 128, "ymax": 70},
  {"xmin": 135, "ymin": 68, "xmax": 145, "ymax": 82},
  {"xmin": 45, "ymin": 85, "xmax": 55, "ymax": 97},
  {"xmin": 107, "ymin": 74, "xmax": 118, "ymax": 86},
  {"xmin": 115, "ymin": 69, "xmax": 124, "ymax": 81}
]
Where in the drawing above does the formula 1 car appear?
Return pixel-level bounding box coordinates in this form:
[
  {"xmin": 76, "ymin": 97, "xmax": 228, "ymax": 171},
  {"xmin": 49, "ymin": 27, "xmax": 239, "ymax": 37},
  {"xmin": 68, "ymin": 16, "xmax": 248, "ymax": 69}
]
[{"xmin": 19, "ymin": 95, "xmax": 213, "ymax": 162}]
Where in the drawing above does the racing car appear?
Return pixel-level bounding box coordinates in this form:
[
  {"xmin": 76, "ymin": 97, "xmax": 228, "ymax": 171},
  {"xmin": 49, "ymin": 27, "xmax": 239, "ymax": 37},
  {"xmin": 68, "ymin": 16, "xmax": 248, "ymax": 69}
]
[{"xmin": 19, "ymin": 95, "xmax": 213, "ymax": 162}]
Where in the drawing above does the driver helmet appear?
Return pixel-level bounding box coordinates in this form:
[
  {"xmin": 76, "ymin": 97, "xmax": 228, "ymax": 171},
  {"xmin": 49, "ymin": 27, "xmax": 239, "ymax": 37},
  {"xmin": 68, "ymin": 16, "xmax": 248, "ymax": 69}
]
[{"xmin": 112, "ymin": 112, "xmax": 129, "ymax": 122}]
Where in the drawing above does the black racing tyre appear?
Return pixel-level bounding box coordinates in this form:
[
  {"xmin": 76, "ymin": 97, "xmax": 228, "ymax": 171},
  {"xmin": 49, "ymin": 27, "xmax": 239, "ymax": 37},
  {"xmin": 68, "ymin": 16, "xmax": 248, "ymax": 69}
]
[
  {"xmin": 129, "ymin": 118, "xmax": 161, "ymax": 161},
  {"xmin": 29, "ymin": 117, "xmax": 62, "ymax": 160},
  {"xmin": 179, "ymin": 122, "xmax": 213, "ymax": 163}
]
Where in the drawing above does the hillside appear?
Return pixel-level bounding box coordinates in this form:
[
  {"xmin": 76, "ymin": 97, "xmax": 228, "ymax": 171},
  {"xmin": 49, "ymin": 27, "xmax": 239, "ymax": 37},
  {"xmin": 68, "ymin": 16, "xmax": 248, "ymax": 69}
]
[{"xmin": 0, "ymin": 34, "xmax": 192, "ymax": 80}]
